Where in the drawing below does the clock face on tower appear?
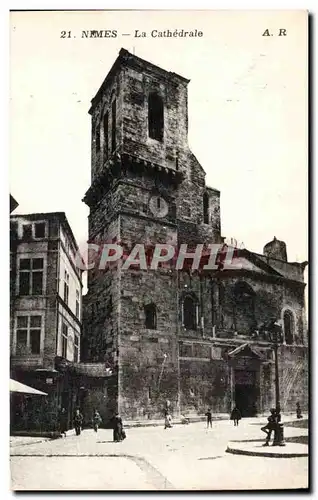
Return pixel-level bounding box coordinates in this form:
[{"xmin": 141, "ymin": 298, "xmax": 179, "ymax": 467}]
[{"xmin": 149, "ymin": 195, "xmax": 169, "ymax": 218}]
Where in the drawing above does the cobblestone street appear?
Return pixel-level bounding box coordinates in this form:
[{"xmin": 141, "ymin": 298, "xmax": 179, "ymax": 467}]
[{"xmin": 10, "ymin": 417, "xmax": 308, "ymax": 491}]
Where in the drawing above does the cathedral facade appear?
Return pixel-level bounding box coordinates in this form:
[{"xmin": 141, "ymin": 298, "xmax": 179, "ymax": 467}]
[{"xmin": 82, "ymin": 49, "xmax": 308, "ymax": 422}]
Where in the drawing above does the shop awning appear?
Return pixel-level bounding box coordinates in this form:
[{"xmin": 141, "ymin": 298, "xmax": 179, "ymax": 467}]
[{"xmin": 10, "ymin": 379, "xmax": 48, "ymax": 396}]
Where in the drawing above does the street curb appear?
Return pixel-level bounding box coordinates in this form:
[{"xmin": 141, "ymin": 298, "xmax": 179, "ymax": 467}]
[
  {"xmin": 226, "ymin": 444, "xmax": 308, "ymax": 458},
  {"xmin": 123, "ymin": 415, "xmax": 230, "ymax": 428},
  {"xmin": 10, "ymin": 438, "xmax": 51, "ymax": 448}
]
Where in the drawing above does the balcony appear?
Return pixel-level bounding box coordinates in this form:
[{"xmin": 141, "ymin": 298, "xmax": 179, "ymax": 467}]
[{"xmin": 11, "ymin": 354, "xmax": 44, "ymax": 370}]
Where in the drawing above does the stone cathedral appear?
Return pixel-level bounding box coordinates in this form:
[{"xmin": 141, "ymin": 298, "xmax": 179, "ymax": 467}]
[{"xmin": 82, "ymin": 48, "xmax": 308, "ymax": 423}]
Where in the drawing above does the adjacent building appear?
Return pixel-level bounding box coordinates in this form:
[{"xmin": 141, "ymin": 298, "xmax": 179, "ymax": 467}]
[
  {"xmin": 10, "ymin": 212, "xmax": 83, "ymax": 431},
  {"xmin": 81, "ymin": 49, "xmax": 308, "ymax": 423}
]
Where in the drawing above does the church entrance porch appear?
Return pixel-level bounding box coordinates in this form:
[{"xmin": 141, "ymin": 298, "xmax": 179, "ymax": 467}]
[
  {"xmin": 228, "ymin": 343, "xmax": 264, "ymax": 417},
  {"xmin": 234, "ymin": 369, "xmax": 258, "ymax": 417}
]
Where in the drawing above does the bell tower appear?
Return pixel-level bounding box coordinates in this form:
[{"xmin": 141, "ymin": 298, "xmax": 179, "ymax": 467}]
[{"xmin": 83, "ymin": 49, "xmax": 222, "ymax": 421}]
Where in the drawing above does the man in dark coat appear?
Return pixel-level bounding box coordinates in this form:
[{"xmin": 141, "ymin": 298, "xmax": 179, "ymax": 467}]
[
  {"xmin": 74, "ymin": 408, "xmax": 83, "ymax": 436},
  {"xmin": 261, "ymin": 408, "xmax": 277, "ymax": 446},
  {"xmin": 205, "ymin": 409, "xmax": 212, "ymax": 428},
  {"xmin": 230, "ymin": 406, "xmax": 242, "ymax": 426}
]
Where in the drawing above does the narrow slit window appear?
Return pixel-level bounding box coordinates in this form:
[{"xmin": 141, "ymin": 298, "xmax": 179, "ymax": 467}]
[
  {"xmin": 284, "ymin": 310, "xmax": 294, "ymax": 345},
  {"xmin": 145, "ymin": 303, "xmax": 157, "ymax": 330},
  {"xmin": 203, "ymin": 192, "xmax": 209, "ymax": 224},
  {"xmin": 111, "ymin": 99, "xmax": 116, "ymax": 152},
  {"xmin": 96, "ymin": 123, "xmax": 101, "ymax": 153},
  {"xmin": 183, "ymin": 295, "xmax": 197, "ymax": 330},
  {"xmin": 103, "ymin": 111, "xmax": 109, "ymax": 159}
]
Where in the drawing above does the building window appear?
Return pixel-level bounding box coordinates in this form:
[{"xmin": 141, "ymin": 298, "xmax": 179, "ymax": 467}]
[
  {"xmin": 22, "ymin": 224, "xmax": 32, "ymax": 240},
  {"xmin": 34, "ymin": 222, "xmax": 45, "ymax": 238},
  {"xmin": 63, "ymin": 270, "xmax": 69, "ymax": 306},
  {"xmin": 233, "ymin": 281, "xmax": 256, "ymax": 334},
  {"xmin": 16, "ymin": 316, "xmax": 28, "ymax": 354},
  {"xmin": 111, "ymin": 99, "xmax": 116, "ymax": 152},
  {"xmin": 19, "ymin": 258, "xmax": 44, "ymax": 295},
  {"xmin": 283, "ymin": 310, "xmax": 294, "ymax": 345},
  {"xmin": 182, "ymin": 295, "xmax": 198, "ymax": 330},
  {"xmin": 62, "ymin": 323, "xmax": 68, "ymax": 358},
  {"xmin": 16, "ymin": 315, "xmax": 42, "ymax": 355},
  {"xmin": 76, "ymin": 290, "xmax": 80, "ymax": 319},
  {"xmin": 103, "ymin": 110, "xmax": 109, "ymax": 159},
  {"xmin": 144, "ymin": 303, "xmax": 157, "ymax": 329},
  {"xmin": 148, "ymin": 92, "xmax": 164, "ymax": 142},
  {"xmin": 74, "ymin": 334, "xmax": 79, "ymax": 362},
  {"xmin": 10, "ymin": 221, "xmax": 18, "ymax": 244},
  {"xmin": 203, "ymin": 192, "xmax": 209, "ymax": 224}
]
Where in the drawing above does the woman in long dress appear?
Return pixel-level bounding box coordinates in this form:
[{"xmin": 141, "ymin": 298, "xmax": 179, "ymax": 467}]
[{"xmin": 230, "ymin": 406, "xmax": 242, "ymax": 426}]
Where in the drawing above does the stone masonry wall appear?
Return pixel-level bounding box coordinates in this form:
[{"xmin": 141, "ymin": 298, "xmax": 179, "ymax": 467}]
[
  {"xmin": 179, "ymin": 358, "xmax": 230, "ymax": 415},
  {"xmin": 209, "ymin": 274, "xmax": 306, "ymax": 345},
  {"xmin": 118, "ymin": 267, "xmax": 178, "ymax": 419}
]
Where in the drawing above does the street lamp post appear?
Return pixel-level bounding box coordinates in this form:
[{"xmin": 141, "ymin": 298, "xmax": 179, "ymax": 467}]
[{"xmin": 266, "ymin": 320, "xmax": 285, "ymax": 447}]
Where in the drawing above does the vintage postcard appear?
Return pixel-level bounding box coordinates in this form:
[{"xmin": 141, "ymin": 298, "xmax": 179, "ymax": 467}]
[{"xmin": 9, "ymin": 9, "xmax": 308, "ymax": 491}]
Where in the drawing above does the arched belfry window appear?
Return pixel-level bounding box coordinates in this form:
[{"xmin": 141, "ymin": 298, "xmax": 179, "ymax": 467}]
[
  {"xmin": 233, "ymin": 281, "xmax": 256, "ymax": 334},
  {"xmin": 145, "ymin": 303, "xmax": 157, "ymax": 330},
  {"xmin": 148, "ymin": 92, "xmax": 164, "ymax": 142},
  {"xmin": 203, "ymin": 192, "xmax": 209, "ymax": 224},
  {"xmin": 182, "ymin": 294, "xmax": 198, "ymax": 330},
  {"xmin": 283, "ymin": 310, "xmax": 294, "ymax": 345}
]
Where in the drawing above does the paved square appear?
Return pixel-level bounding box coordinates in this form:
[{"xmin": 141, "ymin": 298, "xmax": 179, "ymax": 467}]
[{"xmin": 10, "ymin": 418, "xmax": 308, "ymax": 491}]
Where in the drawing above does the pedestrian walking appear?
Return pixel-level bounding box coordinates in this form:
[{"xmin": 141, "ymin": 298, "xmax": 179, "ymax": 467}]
[
  {"xmin": 261, "ymin": 408, "xmax": 277, "ymax": 446},
  {"xmin": 92, "ymin": 409, "xmax": 102, "ymax": 432},
  {"xmin": 74, "ymin": 408, "xmax": 83, "ymax": 436},
  {"xmin": 59, "ymin": 407, "xmax": 68, "ymax": 437},
  {"xmin": 164, "ymin": 410, "xmax": 173, "ymax": 429},
  {"xmin": 113, "ymin": 413, "xmax": 126, "ymax": 442},
  {"xmin": 205, "ymin": 408, "xmax": 212, "ymax": 428},
  {"xmin": 230, "ymin": 406, "xmax": 242, "ymax": 426}
]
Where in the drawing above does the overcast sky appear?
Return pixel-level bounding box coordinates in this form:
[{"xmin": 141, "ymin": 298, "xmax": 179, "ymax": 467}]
[{"xmin": 10, "ymin": 10, "xmax": 307, "ymax": 267}]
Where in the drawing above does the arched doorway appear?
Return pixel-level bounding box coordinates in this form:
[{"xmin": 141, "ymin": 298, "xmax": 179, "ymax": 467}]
[{"xmin": 182, "ymin": 294, "xmax": 198, "ymax": 330}]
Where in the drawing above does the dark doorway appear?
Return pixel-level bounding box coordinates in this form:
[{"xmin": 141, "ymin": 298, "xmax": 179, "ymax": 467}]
[{"xmin": 234, "ymin": 370, "xmax": 258, "ymax": 417}]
